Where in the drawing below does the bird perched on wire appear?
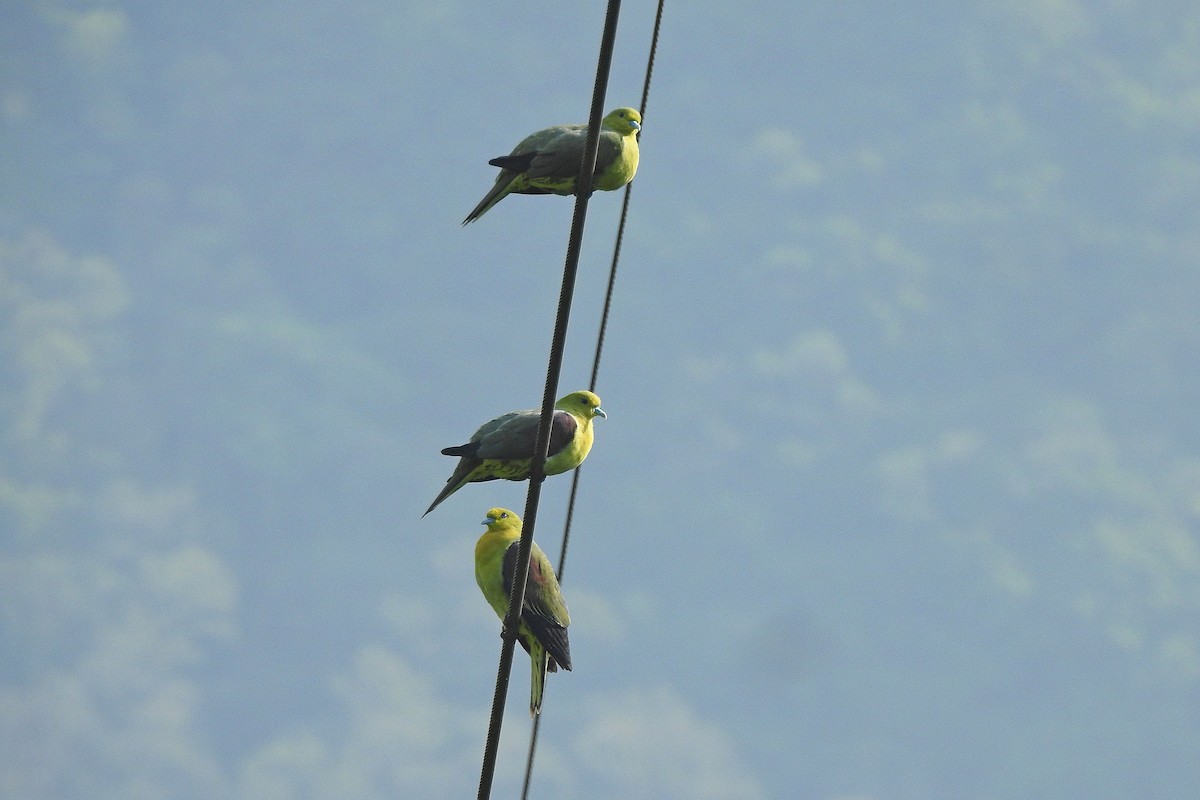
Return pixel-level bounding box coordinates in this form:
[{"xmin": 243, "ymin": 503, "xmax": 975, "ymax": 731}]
[
  {"xmin": 423, "ymin": 390, "xmax": 606, "ymax": 516},
  {"xmin": 475, "ymin": 507, "xmax": 571, "ymax": 716},
  {"xmin": 462, "ymin": 107, "xmax": 642, "ymax": 224}
]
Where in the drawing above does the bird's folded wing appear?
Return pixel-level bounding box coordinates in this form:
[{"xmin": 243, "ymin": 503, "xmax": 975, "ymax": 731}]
[
  {"xmin": 524, "ymin": 128, "xmax": 590, "ymax": 180},
  {"xmin": 474, "ymin": 410, "xmax": 578, "ymax": 460},
  {"xmin": 488, "ymin": 152, "xmax": 537, "ymax": 172},
  {"xmin": 593, "ymin": 130, "xmax": 624, "ymax": 172},
  {"xmin": 502, "ymin": 542, "xmax": 572, "ymax": 670}
]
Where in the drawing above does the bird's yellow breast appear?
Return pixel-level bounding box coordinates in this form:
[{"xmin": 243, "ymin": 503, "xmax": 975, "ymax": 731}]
[
  {"xmin": 475, "ymin": 529, "xmax": 518, "ymax": 617},
  {"xmin": 543, "ymin": 419, "xmax": 594, "ymax": 475},
  {"xmin": 594, "ymin": 135, "xmax": 639, "ymax": 191}
]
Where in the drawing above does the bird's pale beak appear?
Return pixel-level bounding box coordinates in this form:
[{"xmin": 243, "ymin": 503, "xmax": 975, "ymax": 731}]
[
  {"xmin": 594, "ymin": 407, "xmax": 607, "ymax": 419},
  {"xmin": 630, "ymin": 121, "xmax": 641, "ymax": 131}
]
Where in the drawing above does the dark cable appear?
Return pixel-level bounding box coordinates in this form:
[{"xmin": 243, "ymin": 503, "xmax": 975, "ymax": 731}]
[
  {"xmin": 520, "ymin": 3, "xmax": 667, "ymax": 797},
  {"xmin": 476, "ymin": 3, "xmax": 625, "ymax": 798},
  {"xmin": 588, "ymin": 0, "xmax": 665, "ymax": 393}
]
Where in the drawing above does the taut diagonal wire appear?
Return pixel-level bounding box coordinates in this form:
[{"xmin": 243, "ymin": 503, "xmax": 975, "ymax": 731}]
[
  {"xmin": 475, "ymin": 2, "xmax": 625, "ymax": 799},
  {"xmin": 520, "ymin": 3, "xmax": 667, "ymax": 797}
]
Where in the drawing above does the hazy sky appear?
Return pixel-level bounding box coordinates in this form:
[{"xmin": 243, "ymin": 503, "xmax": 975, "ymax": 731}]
[{"xmin": 3, "ymin": 2, "xmax": 1200, "ymax": 799}]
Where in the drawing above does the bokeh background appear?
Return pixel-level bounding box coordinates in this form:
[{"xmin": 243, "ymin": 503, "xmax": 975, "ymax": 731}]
[{"xmin": 3, "ymin": 2, "xmax": 1199, "ymax": 798}]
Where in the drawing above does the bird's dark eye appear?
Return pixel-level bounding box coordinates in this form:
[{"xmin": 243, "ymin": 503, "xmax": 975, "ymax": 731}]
[{"xmin": 500, "ymin": 512, "xmax": 508, "ymax": 519}]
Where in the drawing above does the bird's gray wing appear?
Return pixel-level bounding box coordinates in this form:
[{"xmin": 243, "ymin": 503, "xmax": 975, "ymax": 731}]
[
  {"xmin": 473, "ymin": 409, "xmax": 578, "ymax": 460},
  {"xmin": 501, "ymin": 540, "xmax": 572, "ymax": 671}
]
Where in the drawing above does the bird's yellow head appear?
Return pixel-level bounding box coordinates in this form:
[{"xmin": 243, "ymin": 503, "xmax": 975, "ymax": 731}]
[
  {"xmin": 556, "ymin": 390, "xmax": 607, "ymax": 420},
  {"xmin": 603, "ymin": 107, "xmax": 641, "ymax": 135},
  {"xmin": 482, "ymin": 507, "xmax": 522, "ymax": 533}
]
